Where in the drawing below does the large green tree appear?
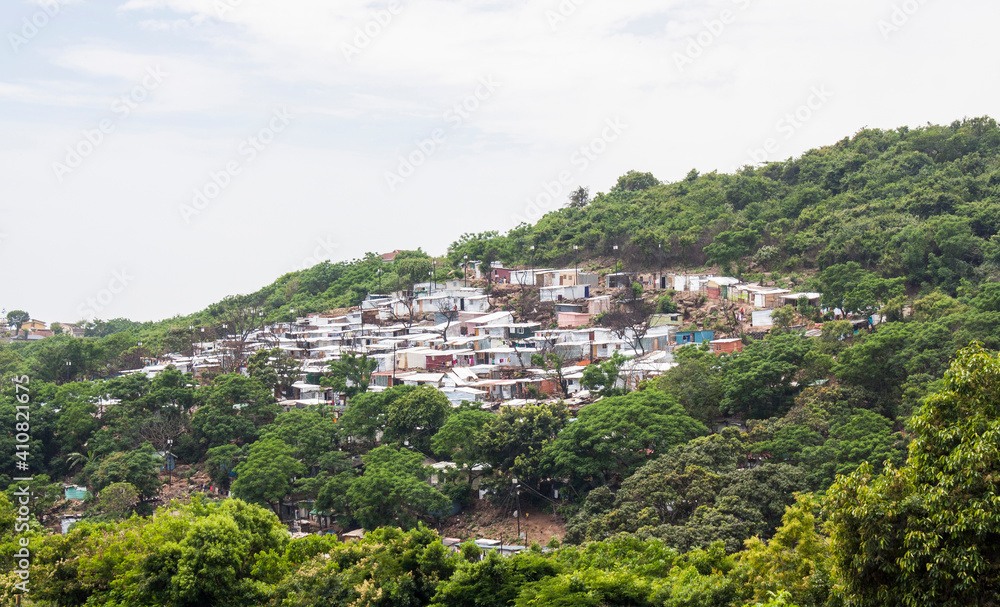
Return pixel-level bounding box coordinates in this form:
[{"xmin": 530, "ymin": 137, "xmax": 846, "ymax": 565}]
[
  {"xmin": 247, "ymin": 347, "xmax": 301, "ymax": 399},
  {"xmin": 431, "ymin": 404, "xmax": 494, "ymax": 467},
  {"xmin": 347, "ymin": 445, "xmax": 450, "ymax": 530},
  {"xmin": 827, "ymin": 344, "xmax": 1000, "ymax": 605},
  {"xmin": 5, "ymin": 310, "xmax": 29, "ymax": 339},
  {"xmin": 648, "ymin": 344, "xmax": 724, "ymax": 427},
  {"xmin": 541, "ymin": 389, "xmax": 707, "ymax": 490},
  {"xmin": 720, "ymin": 332, "xmax": 814, "ymax": 419},
  {"xmin": 477, "ymin": 402, "xmax": 568, "ymax": 485},
  {"xmin": 231, "ymin": 437, "xmax": 306, "ymax": 516},
  {"xmin": 580, "ymin": 351, "xmax": 629, "ymax": 397},
  {"xmin": 191, "ymin": 374, "xmax": 277, "ymax": 451},
  {"xmin": 383, "ymin": 385, "xmax": 452, "ymax": 454},
  {"xmin": 85, "ymin": 442, "xmax": 163, "ymax": 503}
]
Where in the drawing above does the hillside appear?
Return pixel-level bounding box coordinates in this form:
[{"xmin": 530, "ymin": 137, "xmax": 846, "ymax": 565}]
[
  {"xmin": 4, "ymin": 118, "xmax": 1000, "ymax": 606},
  {"xmin": 451, "ymin": 117, "xmax": 1000, "ymax": 293}
]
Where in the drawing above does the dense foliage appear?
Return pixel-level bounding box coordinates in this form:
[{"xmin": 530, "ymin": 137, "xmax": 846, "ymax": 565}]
[
  {"xmin": 447, "ymin": 118, "xmax": 1000, "ymax": 294},
  {"xmin": 6, "ymin": 119, "xmax": 1000, "ymax": 605}
]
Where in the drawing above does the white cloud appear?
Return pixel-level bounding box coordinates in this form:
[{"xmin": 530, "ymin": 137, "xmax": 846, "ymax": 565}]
[{"xmin": 3, "ymin": 0, "xmax": 1000, "ymax": 322}]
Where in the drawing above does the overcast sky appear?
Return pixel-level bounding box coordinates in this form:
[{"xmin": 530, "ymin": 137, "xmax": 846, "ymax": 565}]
[{"xmin": 2, "ymin": 0, "xmax": 997, "ymax": 324}]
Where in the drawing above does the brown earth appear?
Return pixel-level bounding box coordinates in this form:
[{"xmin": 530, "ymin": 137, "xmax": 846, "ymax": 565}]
[
  {"xmin": 438, "ymin": 498, "xmax": 566, "ymax": 547},
  {"xmin": 157, "ymin": 464, "xmax": 218, "ymax": 502}
]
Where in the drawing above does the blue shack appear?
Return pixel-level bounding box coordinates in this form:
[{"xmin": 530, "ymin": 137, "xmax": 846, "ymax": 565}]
[
  {"xmin": 676, "ymin": 330, "xmax": 715, "ymax": 345},
  {"xmin": 156, "ymin": 451, "xmax": 176, "ymax": 472}
]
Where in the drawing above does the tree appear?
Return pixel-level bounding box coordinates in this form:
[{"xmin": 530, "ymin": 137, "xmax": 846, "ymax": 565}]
[
  {"xmin": 338, "ymin": 390, "xmax": 390, "ymax": 450},
  {"xmin": 201, "ymin": 373, "xmax": 277, "ymax": 423},
  {"xmin": 347, "ymin": 445, "xmax": 450, "ymax": 529},
  {"xmin": 382, "ymin": 385, "xmax": 452, "ymax": 454},
  {"xmin": 649, "ymin": 344, "xmax": 724, "ymax": 426},
  {"xmin": 315, "ymin": 469, "xmax": 356, "ymax": 526},
  {"xmin": 231, "ymin": 437, "xmax": 305, "ymax": 516},
  {"xmin": 827, "ymin": 344, "xmax": 1000, "ymax": 606},
  {"xmin": 704, "ymin": 228, "xmax": 761, "ymax": 274},
  {"xmin": 541, "ymin": 389, "xmax": 707, "ymax": 490},
  {"xmin": 431, "ymin": 551, "xmax": 562, "ymax": 607},
  {"xmin": 205, "ymin": 444, "xmax": 243, "ymax": 491},
  {"xmin": 430, "ymin": 302, "xmax": 462, "ymax": 343},
  {"xmin": 191, "ymin": 402, "xmax": 258, "ymax": 452},
  {"xmin": 478, "ymin": 403, "xmax": 569, "ymax": 485},
  {"xmin": 611, "ymin": 170, "xmax": 660, "ymax": 192},
  {"xmin": 273, "ymin": 526, "xmax": 455, "ymax": 607},
  {"xmin": 580, "ymin": 351, "xmax": 629, "ymax": 396},
  {"xmin": 720, "ymin": 333, "xmax": 814, "ymax": 419},
  {"xmin": 246, "ymin": 348, "xmax": 301, "ymax": 399},
  {"xmin": 98, "ymin": 482, "xmax": 140, "ymax": 519},
  {"xmin": 770, "ymin": 306, "xmax": 797, "ymax": 331},
  {"xmin": 843, "ymin": 272, "xmax": 905, "ymax": 318},
  {"xmin": 6, "ymin": 310, "xmax": 29, "ymax": 339},
  {"xmin": 798, "ymin": 409, "xmax": 905, "ymax": 491},
  {"xmin": 320, "ymin": 353, "xmax": 378, "ymax": 401},
  {"xmin": 260, "ymin": 408, "xmax": 339, "ymax": 470},
  {"xmin": 191, "ymin": 374, "xmax": 277, "ymax": 451},
  {"xmin": 818, "ymin": 263, "xmax": 904, "ymax": 317},
  {"xmin": 568, "ymin": 186, "xmax": 591, "ymax": 208},
  {"xmin": 5, "ymin": 475, "xmax": 63, "ymax": 521},
  {"xmin": 55, "ymin": 400, "xmax": 98, "ymax": 455},
  {"xmin": 30, "ymin": 497, "xmax": 288, "ymax": 606},
  {"xmin": 209, "ymin": 294, "xmax": 270, "ymax": 368},
  {"xmin": 601, "ymin": 287, "xmax": 654, "ymax": 354},
  {"xmin": 833, "ymin": 321, "xmax": 916, "ymax": 414},
  {"xmin": 86, "ymin": 442, "xmax": 162, "ymax": 502},
  {"xmin": 431, "ymin": 405, "xmax": 494, "ymax": 468},
  {"xmin": 531, "ymin": 352, "xmax": 570, "ymax": 398},
  {"xmin": 141, "ymin": 366, "xmax": 197, "ymax": 415},
  {"xmin": 564, "ymin": 430, "xmax": 803, "ymax": 552}
]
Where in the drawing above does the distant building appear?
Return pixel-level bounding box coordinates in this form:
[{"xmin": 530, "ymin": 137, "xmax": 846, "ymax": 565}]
[{"xmin": 711, "ymin": 338, "xmax": 743, "ymax": 354}]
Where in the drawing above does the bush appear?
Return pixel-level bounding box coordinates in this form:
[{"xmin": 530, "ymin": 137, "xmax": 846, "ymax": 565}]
[
  {"xmin": 657, "ymin": 294, "xmax": 679, "ymax": 314},
  {"xmin": 441, "ymin": 482, "xmax": 474, "ymax": 508}
]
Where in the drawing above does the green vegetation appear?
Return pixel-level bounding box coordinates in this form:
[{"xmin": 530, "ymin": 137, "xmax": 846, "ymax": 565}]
[
  {"xmin": 6, "ymin": 119, "xmax": 1000, "ymax": 605},
  {"xmin": 446, "ymin": 118, "xmax": 1000, "ymax": 291},
  {"xmin": 13, "ymin": 343, "xmax": 1000, "ymax": 606}
]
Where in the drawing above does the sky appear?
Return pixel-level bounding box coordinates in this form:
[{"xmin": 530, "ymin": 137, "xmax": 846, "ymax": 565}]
[{"xmin": 1, "ymin": 0, "xmax": 998, "ymax": 324}]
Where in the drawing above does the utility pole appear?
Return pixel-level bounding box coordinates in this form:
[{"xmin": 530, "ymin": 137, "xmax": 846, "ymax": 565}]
[
  {"xmin": 529, "ymin": 246, "xmax": 535, "ymax": 283},
  {"xmin": 166, "ymin": 438, "xmax": 173, "ymax": 487},
  {"xmin": 573, "ymin": 245, "xmax": 579, "ymax": 285},
  {"xmin": 516, "ymin": 489, "xmax": 521, "ymax": 543}
]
